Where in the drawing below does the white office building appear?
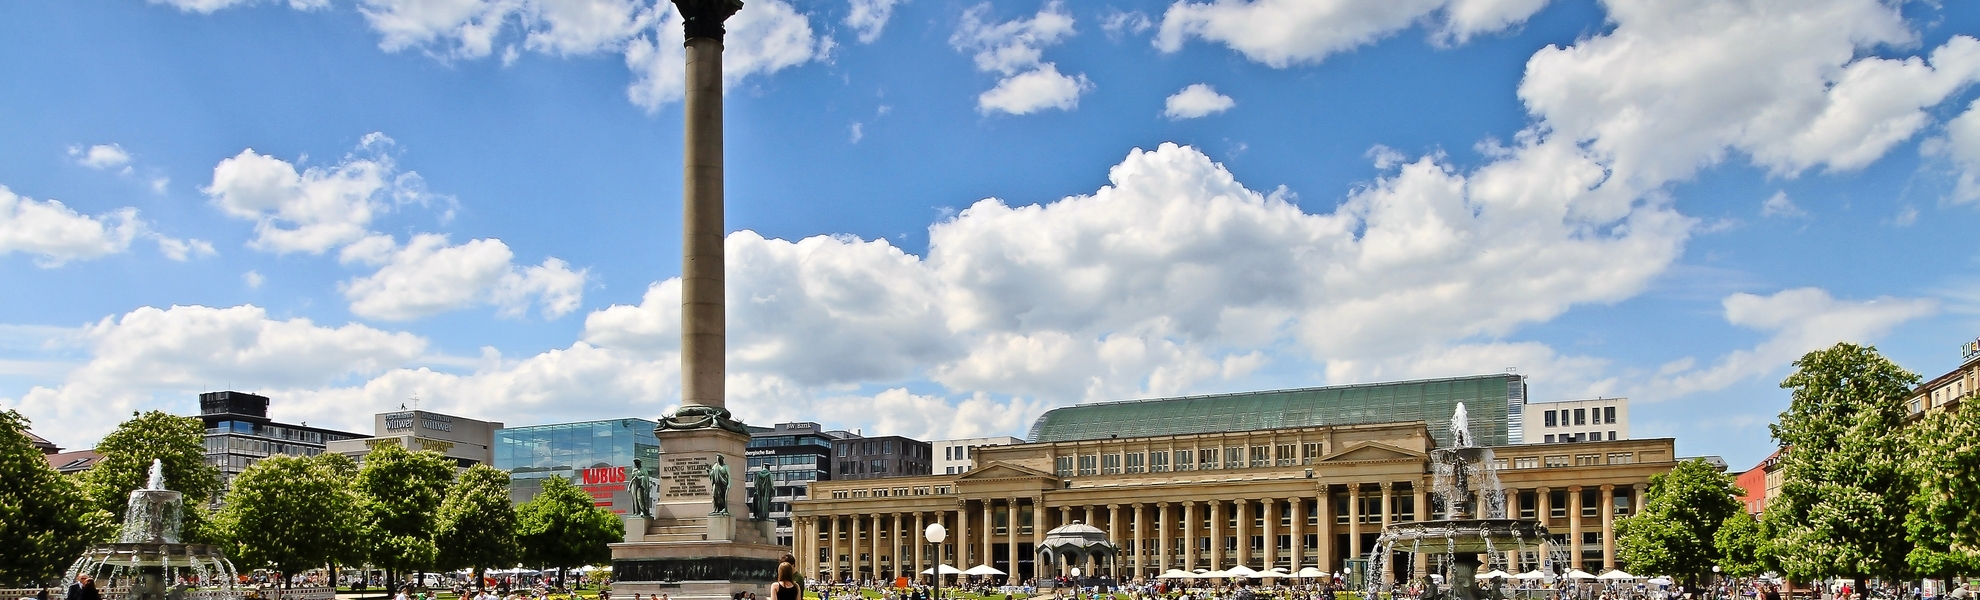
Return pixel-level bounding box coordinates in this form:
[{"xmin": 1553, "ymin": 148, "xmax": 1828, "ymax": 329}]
[
  {"xmin": 932, "ymin": 435, "xmax": 1024, "ymax": 474},
  {"xmin": 1522, "ymin": 397, "xmax": 1629, "ymax": 443}
]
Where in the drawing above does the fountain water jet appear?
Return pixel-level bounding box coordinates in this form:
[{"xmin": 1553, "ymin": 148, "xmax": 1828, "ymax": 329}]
[
  {"xmin": 1364, "ymin": 404, "xmax": 1550, "ymax": 600},
  {"xmin": 65, "ymin": 460, "xmax": 240, "ymax": 600}
]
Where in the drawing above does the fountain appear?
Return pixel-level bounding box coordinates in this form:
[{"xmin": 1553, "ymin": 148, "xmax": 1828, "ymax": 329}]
[
  {"xmin": 64, "ymin": 460, "xmax": 240, "ymax": 600},
  {"xmin": 1363, "ymin": 404, "xmax": 1551, "ymax": 600}
]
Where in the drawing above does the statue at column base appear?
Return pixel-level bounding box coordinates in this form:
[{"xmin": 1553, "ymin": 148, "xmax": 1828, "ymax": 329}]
[{"xmin": 658, "ymin": 404, "xmax": 750, "ymax": 434}]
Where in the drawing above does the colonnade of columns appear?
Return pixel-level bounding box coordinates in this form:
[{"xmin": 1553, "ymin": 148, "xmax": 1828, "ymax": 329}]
[{"xmin": 795, "ymin": 481, "xmax": 1650, "ymax": 585}]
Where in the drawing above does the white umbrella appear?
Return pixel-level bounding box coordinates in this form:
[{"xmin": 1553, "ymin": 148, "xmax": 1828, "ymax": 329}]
[
  {"xmin": 1475, "ymin": 570, "xmax": 1513, "ymax": 580},
  {"xmin": 964, "ymin": 565, "xmax": 1006, "ymax": 576},
  {"xmin": 1296, "ymin": 567, "xmax": 1327, "ymax": 579},
  {"xmin": 1226, "ymin": 565, "xmax": 1259, "ymax": 576},
  {"xmin": 1198, "ymin": 570, "xmax": 1231, "ymax": 579},
  {"xmin": 921, "ymin": 565, "xmax": 965, "ymax": 576},
  {"xmin": 1647, "ymin": 577, "xmax": 1674, "ymax": 586},
  {"xmin": 1568, "ymin": 570, "xmax": 1598, "ymax": 580},
  {"xmin": 1157, "ymin": 570, "xmax": 1193, "ymax": 580},
  {"xmin": 1597, "ymin": 571, "xmax": 1636, "ymax": 580},
  {"xmin": 1263, "ymin": 568, "xmax": 1291, "ymax": 579},
  {"xmin": 1512, "ymin": 571, "xmax": 1548, "ymax": 580}
]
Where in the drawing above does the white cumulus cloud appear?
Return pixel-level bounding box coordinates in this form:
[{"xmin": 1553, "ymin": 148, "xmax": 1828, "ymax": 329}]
[
  {"xmin": 1163, "ymin": 83, "xmax": 1235, "ymax": 119},
  {"xmin": 340, "ymin": 234, "xmax": 587, "ymax": 321},
  {"xmin": 205, "ymin": 133, "xmax": 427, "ymax": 255},
  {"xmin": 70, "ymin": 144, "xmax": 133, "ymax": 171},
  {"xmin": 847, "ymin": 0, "xmax": 909, "ymax": 43},
  {"xmin": 1646, "ymin": 288, "xmax": 1937, "ymax": 399},
  {"xmin": 951, "ymin": 2, "xmax": 1090, "ymax": 115},
  {"xmin": 1154, "ymin": 0, "xmax": 1549, "ymax": 68},
  {"xmin": 0, "ymin": 187, "xmax": 143, "ymax": 267},
  {"xmin": 1935, "ymin": 98, "xmax": 1980, "ymax": 203}
]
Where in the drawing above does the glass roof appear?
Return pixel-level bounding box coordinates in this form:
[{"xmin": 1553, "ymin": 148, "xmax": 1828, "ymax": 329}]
[{"xmin": 1026, "ymin": 374, "xmax": 1524, "ymax": 448}]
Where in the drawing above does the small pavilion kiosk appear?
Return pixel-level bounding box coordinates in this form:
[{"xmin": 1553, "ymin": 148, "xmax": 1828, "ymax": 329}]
[{"xmin": 1036, "ymin": 521, "xmax": 1120, "ymax": 588}]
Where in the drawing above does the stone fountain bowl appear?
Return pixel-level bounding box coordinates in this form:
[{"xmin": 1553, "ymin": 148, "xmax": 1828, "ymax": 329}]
[
  {"xmin": 78, "ymin": 543, "xmax": 229, "ymax": 567},
  {"xmin": 1374, "ymin": 519, "xmax": 1549, "ymax": 554}
]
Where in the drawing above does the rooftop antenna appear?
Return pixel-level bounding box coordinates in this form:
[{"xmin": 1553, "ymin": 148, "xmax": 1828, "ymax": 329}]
[{"xmin": 410, "ymin": 395, "xmax": 421, "ymax": 412}]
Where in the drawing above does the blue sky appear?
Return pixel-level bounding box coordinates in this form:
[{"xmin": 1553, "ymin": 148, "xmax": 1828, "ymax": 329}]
[{"xmin": 3, "ymin": 0, "xmax": 1978, "ymax": 470}]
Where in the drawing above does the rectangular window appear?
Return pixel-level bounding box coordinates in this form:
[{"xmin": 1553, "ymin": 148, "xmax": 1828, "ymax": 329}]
[
  {"xmin": 1544, "ymin": 455, "xmax": 1569, "ymax": 468},
  {"xmin": 1550, "ymin": 490, "xmax": 1568, "ymax": 518},
  {"xmin": 1545, "ymin": 410, "xmax": 1557, "ymax": 427},
  {"xmin": 1302, "ymin": 443, "xmax": 1322, "ymax": 464},
  {"xmin": 1492, "ymin": 458, "xmax": 1508, "ymax": 470},
  {"xmin": 1609, "ymin": 431, "xmax": 1618, "ymax": 440},
  {"xmin": 1077, "ymin": 455, "xmax": 1097, "ymax": 476},
  {"xmin": 1175, "ymin": 449, "xmax": 1193, "ymax": 471},
  {"xmin": 1575, "ymin": 454, "xmax": 1600, "ymax": 466},
  {"xmin": 1582, "ymin": 490, "xmax": 1600, "ymax": 517},
  {"xmin": 1150, "ymin": 451, "xmax": 1169, "ymax": 472},
  {"xmin": 945, "ymin": 446, "xmax": 953, "ymax": 460},
  {"xmin": 1604, "ymin": 406, "xmax": 1617, "ymax": 424},
  {"xmin": 1125, "ymin": 452, "xmax": 1145, "ymax": 473},
  {"xmin": 1613, "ymin": 490, "xmax": 1633, "ymax": 517},
  {"xmin": 1055, "ymin": 456, "xmax": 1074, "ymax": 477},
  {"xmin": 1514, "ymin": 457, "xmax": 1539, "ymax": 469},
  {"xmin": 1574, "ymin": 408, "xmax": 1586, "ymax": 426},
  {"xmin": 1607, "ymin": 452, "xmax": 1632, "ymax": 465},
  {"xmin": 934, "ymin": 486, "xmax": 951, "ymax": 494},
  {"xmin": 1201, "ymin": 448, "xmax": 1219, "ymax": 470},
  {"xmin": 1518, "ymin": 491, "xmax": 1537, "ymax": 519},
  {"xmin": 1249, "ymin": 446, "xmax": 1269, "ymax": 468},
  {"xmin": 1544, "ymin": 434, "xmax": 1554, "ymax": 443},
  {"xmin": 1227, "ymin": 447, "xmax": 1244, "ymax": 468},
  {"xmin": 1102, "ymin": 453, "xmax": 1122, "ymax": 474},
  {"xmin": 1276, "ymin": 444, "xmax": 1295, "ymax": 466}
]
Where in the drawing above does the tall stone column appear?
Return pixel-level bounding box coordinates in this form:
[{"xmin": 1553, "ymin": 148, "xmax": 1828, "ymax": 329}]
[
  {"xmin": 677, "ymin": 0, "xmax": 739, "ymax": 414},
  {"xmin": 1380, "ymin": 483, "xmax": 1393, "ymax": 583},
  {"xmin": 915, "ymin": 512, "xmax": 927, "ymax": 581},
  {"xmin": 1183, "ymin": 501, "xmax": 1197, "ymax": 572},
  {"xmin": 1347, "ymin": 484, "xmax": 1361, "ymax": 561},
  {"xmin": 1568, "ymin": 486, "xmax": 1583, "ymax": 571},
  {"xmin": 1083, "ymin": 505, "xmax": 1096, "ymax": 575},
  {"xmin": 1209, "ymin": 500, "xmax": 1224, "ymax": 570},
  {"xmin": 958, "ymin": 500, "xmax": 972, "ymax": 569},
  {"xmin": 870, "ymin": 514, "xmax": 881, "ymax": 582},
  {"xmin": 1413, "ymin": 481, "xmax": 1429, "ymax": 580},
  {"xmin": 852, "ymin": 514, "xmax": 865, "ymax": 581},
  {"xmin": 1317, "ymin": 488, "xmax": 1332, "ymax": 574},
  {"xmin": 1008, "ymin": 497, "xmax": 1020, "ymax": 584},
  {"xmin": 832, "ymin": 515, "xmax": 844, "ymax": 582},
  {"xmin": 892, "ymin": 513, "xmax": 904, "ymax": 580},
  {"xmin": 1264, "ymin": 499, "xmax": 1278, "ymax": 571},
  {"xmin": 1032, "ymin": 497, "xmax": 1045, "ymax": 577},
  {"xmin": 1632, "ymin": 483, "xmax": 1647, "ymax": 515},
  {"xmin": 1600, "ymin": 485, "xmax": 1616, "ymax": 571},
  {"xmin": 1108, "ymin": 504, "xmax": 1122, "ymax": 578},
  {"xmin": 1289, "ymin": 497, "xmax": 1303, "ymax": 573},
  {"xmin": 981, "ymin": 500, "xmax": 994, "ymax": 570},
  {"xmin": 1132, "ymin": 503, "xmax": 1146, "ymax": 578},
  {"xmin": 1157, "ymin": 502, "xmax": 1171, "ymax": 574},
  {"xmin": 1236, "ymin": 499, "xmax": 1251, "ymax": 568}
]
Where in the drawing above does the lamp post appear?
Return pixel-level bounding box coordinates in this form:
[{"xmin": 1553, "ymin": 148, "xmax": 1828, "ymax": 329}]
[{"xmin": 926, "ymin": 523, "xmax": 947, "ymax": 600}]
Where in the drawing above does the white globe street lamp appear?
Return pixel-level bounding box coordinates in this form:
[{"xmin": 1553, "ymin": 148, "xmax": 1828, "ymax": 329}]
[{"xmin": 925, "ymin": 523, "xmax": 947, "ymax": 600}]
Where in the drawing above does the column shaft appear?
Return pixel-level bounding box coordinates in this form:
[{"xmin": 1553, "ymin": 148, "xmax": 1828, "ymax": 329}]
[
  {"xmin": 1568, "ymin": 486, "xmax": 1584, "ymax": 570},
  {"xmin": 1132, "ymin": 503, "xmax": 1146, "ymax": 579},
  {"xmin": 1347, "ymin": 484, "xmax": 1361, "ymax": 561},
  {"xmin": 1236, "ymin": 499, "xmax": 1251, "ymax": 568},
  {"xmin": 1183, "ymin": 501, "xmax": 1197, "ymax": 572},
  {"xmin": 1289, "ymin": 497, "xmax": 1303, "ymax": 574},
  {"xmin": 679, "ymin": 36, "xmax": 726, "ymax": 408},
  {"xmin": 1264, "ymin": 499, "xmax": 1279, "ymax": 570},
  {"xmin": 1317, "ymin": 489, "xmax": 1333, "ymax": 574},
  {"xmin": 1157, "ymin": 503, "xmax": 1172, "ymax": 574},
  {"xmin": 1209, "ymin": 500, "xmax": 1224, "ymax": 569},
  {"xmin": 1601, "ymin": 485, "xmax": 1616, "ymax": 571},
  {"xmin": 1008, "ymin": 497, "xmax": 1020, "ymax": 585}
]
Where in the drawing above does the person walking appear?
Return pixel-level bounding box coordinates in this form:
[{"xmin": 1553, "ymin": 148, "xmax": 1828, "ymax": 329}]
[{"xmin": 775, "ymin": 563, "xmax": 803, "ymax": 600}]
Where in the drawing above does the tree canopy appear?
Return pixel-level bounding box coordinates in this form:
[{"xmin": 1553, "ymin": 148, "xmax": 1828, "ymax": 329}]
[
  {"xmin": 1767, "ymin": 342, "xmax": 1918, "ymax": 583},
  {"xmin": 1904, "ymin": 404, "xmax": 1980, "ymax": 578},
  {"xmin": 436, "ymin": 464, "xmax": 519, "ymax": 583},
  {"xmin": 220, "ymin": 454, "xmax": 364, "ymax": 586},
  {"xmin": 357, "ymin": 443, "xmax": 455, "ymax": 582},
  {"xmin": 516, "ymin": 475, "xmax": 622, "ymax": 586},
  {"xmin": 0, "ymin": 410, "xmax": 95, "ymax": 587},
  {"xmin": 1614, "ymin": 458, "xmax": 1744, "ymax": 586}
]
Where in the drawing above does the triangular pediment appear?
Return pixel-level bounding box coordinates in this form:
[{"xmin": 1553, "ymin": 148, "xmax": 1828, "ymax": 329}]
[
  {"xmin": 1318, "ymin": 442, "xmax": 1423, "ymax": 463},
  {"xmin": 957, "ymin": 461, "xmax": 1058, "ymax": 481}
]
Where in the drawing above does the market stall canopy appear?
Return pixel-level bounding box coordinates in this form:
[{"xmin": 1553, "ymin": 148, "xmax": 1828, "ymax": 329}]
[
  {"xmin": 1568, "ymin": 570, "xmax": 1598, "ymax": 580},
  {"xmin": 1296, "ymin": 567, "xmax": 1328, "ymax": 579},
  {"xmin": 921, "ymin": 565, "xmax": 964, "ymax": 576},
  {"xmin": 965, "ymin": 565, "xmax": 1006, "ymax": 576},
  {"xmin": 1157, "ymin": 570, "xmax": 1193, "ymax": 579},
  {"xmin": 1475, "ymin": 570, "xmax": 1513, "ymax": 579},
  {"xmin": 1598, "ymin": 571, "xmax": 1636, "ymax": 580},
  {"xmin": 1512, "ymin": 571, "xmax": 1548, "ymax": 580}
]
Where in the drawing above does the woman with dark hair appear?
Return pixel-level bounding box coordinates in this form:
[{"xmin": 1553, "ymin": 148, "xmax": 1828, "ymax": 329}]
[{"xmin": 772, "ymin": 563, "xmax": 801, "ymax": 600}]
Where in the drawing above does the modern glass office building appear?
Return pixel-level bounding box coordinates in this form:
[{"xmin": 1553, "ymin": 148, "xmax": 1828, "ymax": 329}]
[
  {"xmin": 199, "ymin": 391, "xmax": 364, "ymax": 502},
  {"xmin": 748, "ymin": 422, "xmax": 858, "ymax": 546},
  {"xmin": 1026, "ymin": 373, "xmax": 1530, "ymax": 447},
  {"xmin": 494, "ymin": 418, "xmax": 660, "ymax": 512}
]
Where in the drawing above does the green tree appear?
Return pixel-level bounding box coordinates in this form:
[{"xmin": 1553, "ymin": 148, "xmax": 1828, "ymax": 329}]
[
  {"xmin": 1614, "ymin": 458, "xmax": 1744, "ymax": 586},
  {"xmin": 357, "ymin": 443, "xmax": 455, "ymax": 591},
  {"xmin": 1768, "ymin": 343, "xmax": 1918, "ymax": 587},
  {"xmin": 220, "ymin": 454, "xmax": 361, "ymax": 587},
  {"xmin": 1715, "ymin": 511, "xmax": 1772, "ymax": 577},
  {"xmin": 1903, "ymin": 406, "xmax": 1980, "ymax": 579},
  {"xmin": 312, "ymin": 453, "xmax": 369, "ymax": 589},
  {"xmin": 436, "ymin": 464, "xmax": 519, "ymax": 587},
  {"xmin": 78, "ymin": 411, "xmax": 222, "ymax": 542},
  {"xmin": 516, "ymin": 475, "xmax": 623, "ymax": 587},
  {"xmin": 0, "ymin": 410, "xmax": 95, "ymax": 587}
]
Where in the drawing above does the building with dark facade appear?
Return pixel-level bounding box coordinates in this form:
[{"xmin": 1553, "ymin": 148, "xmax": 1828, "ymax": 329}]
[
  {"xmin": 748, "ymin": 422, "xmax": 858, "ymax": 546},
  {"xmin": 493, "ymin": 418, "xmax": 661, "ymax": 513},
  {"xmin": 834, "ymin": 435, "xmax": 932, "ymax": 481},
  {"xmin": 198, "ymin": 391, "xmax": 364, "ymax": 500}
]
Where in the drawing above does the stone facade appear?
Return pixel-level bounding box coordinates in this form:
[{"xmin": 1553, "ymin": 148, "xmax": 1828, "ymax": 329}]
[{"xmin": 790, "ymin": 421, "xmax": 1673, "ymax": 585}]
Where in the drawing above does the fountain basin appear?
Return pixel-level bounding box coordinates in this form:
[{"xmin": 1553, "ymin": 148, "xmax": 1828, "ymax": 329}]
[
  {"xmin": 73, "ymin": 543, "xmax": 230, "ymax": 568},
  {"xmin": 1374, "ymin": 519, "xmax": 1549, "ymax": 554}
]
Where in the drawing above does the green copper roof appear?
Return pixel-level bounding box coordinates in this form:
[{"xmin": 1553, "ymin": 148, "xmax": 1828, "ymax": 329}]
[{"xmin": 1026, "ymin": 374, "xmax": 1527, "ymax": 448}]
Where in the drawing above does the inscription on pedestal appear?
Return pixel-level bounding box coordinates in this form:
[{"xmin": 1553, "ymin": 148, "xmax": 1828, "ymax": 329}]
[
  {"xmin": 614, "ymin": 556, "xmax": 777, "ymax": 583},
  {"xmin": 663, "ymin": 456, "xmax": 713, "ymax": 498}
]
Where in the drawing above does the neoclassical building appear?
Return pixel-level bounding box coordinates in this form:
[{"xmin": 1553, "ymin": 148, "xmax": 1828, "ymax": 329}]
[{"xmin": 788, "ymin": 375, "xmax": 1683, "ymax": 585}]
